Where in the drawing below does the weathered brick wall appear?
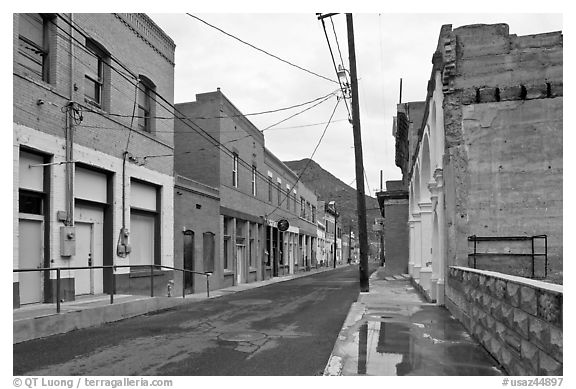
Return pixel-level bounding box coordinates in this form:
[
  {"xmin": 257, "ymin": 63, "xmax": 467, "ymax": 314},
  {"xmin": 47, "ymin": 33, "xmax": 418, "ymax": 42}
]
[
  {"xmin": 446, "ymin": 266, "xmax": 562, "ymax": 376},
  {"xmin": 13, "ymin": 14, "xmax": 175, "ymax": 177},
  {"xmin": 173, "ymin": 176, "xmax": 221, "ymax": 294},
  {"xmin": 13, "ymin": 13, "xmax": 176, "ymax": 301},
  {"xmin": 174, "ymin": 99, "xmax": 221, "ymax": 187}
]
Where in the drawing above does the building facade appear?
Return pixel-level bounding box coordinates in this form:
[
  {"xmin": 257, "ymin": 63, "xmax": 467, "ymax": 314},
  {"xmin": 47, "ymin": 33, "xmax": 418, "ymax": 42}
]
[
  {"xmin": 13, "ymin": 13, "xmax": 176, "ymax": 307},
  {"xmin": 174, "ymin": 90, "xmax": 318, "ymax": 289},
  {"xmin": 376, "ymin": 180, "xmax": 409, "ymax": 276},
  {"xmin": 394, "ymin": 24, "xmax": 563, "ymax": 305},
  {"xmin": 321, "ymin": 201, "xmax": 342, "ymax": 267},
  {"xmin": 173, "ymin": 175, "xmax": 220, "ymax": 295}
]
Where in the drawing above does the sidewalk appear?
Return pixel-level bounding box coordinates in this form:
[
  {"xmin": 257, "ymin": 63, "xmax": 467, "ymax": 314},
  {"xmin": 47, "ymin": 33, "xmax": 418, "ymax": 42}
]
[
  {"xmin": 13, "ymin": 265, "xmax": 344, "ymax": 344},
  {"xmin": 324, "ymin": 266, "xmax": 507, "ymax": 376}
]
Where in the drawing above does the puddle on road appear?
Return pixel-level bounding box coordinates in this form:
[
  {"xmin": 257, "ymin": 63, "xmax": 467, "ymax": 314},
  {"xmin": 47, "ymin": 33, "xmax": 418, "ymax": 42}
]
[{"xmin": 347, "ymin": 306, "xmax": 505, "ymax": 376}]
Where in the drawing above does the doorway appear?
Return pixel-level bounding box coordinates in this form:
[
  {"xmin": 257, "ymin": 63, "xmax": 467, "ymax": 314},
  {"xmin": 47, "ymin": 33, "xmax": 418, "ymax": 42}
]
[
  {"xmin": 74, "ymin": 204, "xmax": 104, "ymax": 296},
  {"xmin": 236, "ymin": 244, "xmax": 245, "ymax": 284},
  {"xmin": 183, "ymin": 230, "xmax": 194, "ymax": 291},
  {"xmin": 18, "ymin": 218, "xmax": 43, "ymax": 304}
]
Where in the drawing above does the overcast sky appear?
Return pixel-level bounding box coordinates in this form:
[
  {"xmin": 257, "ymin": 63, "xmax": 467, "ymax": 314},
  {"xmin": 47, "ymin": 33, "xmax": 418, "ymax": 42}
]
[{"xmin": 147, "ymin": 12, "xmax": 562, "ymax": 196}]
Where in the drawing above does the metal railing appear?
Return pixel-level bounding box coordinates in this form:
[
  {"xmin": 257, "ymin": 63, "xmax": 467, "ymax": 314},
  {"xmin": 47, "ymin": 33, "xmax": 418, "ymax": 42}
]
[
  {"xmin": 14, "ymin": 264, "xmax": 212, "ymax": 313},
  {"xmin": 467, "ymin": 235, "xmax": 548, "ymax": 279}
]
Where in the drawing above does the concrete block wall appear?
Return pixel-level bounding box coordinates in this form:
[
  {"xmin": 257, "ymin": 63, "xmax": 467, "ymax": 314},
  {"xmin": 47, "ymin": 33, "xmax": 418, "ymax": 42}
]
[
  {"xmin": 450, "ymin": 98, "xmax": 563, "ymax": 283},
  {"xmin": 446, "ymin": 266, "xmax": 562, "ymax": 376},
  {"xmin": 438, "ymin": 24, "xmax": 563, "ymax": 284}
]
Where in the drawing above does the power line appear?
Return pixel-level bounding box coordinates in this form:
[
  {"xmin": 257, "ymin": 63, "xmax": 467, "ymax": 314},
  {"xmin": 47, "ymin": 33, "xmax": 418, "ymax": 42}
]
[
  {"xmin": 186, "ymin": 13, "xmax": 339, "ymax": 85},
  {"xmin": 270, "ymin": 118, "xmax": 349, "ymax": 131},
  {"xmin": 319, "ymin": 15, "xmax": 352, "ymax": 122},
  {"xmin": 50, "ymin": 34, "xmax": 338, "ymax": 138},
  {"xmin": 267, "ymin": 98, "xmax": 341, "ymax": 219},
  {"xmin": 261, "ymin": 93, "xmax": 336, "ymax": 131},
  {"xmin": 90, "ymin": 89, "xmax": 339, "ymax": 121},
  {"xmin": 39, "ymin": 14, "xmax": 339, "ymax": 208},
  {"xmin": 44, "ymin": 16, "xmax": 277, "ymax": 185},
  {"xmin": 331, "ymin": 17, "xmax": 350, "ymax": 87},
  {"xmin": 363, "ymin": 168, "xmax": 373, "ymax": 197}
]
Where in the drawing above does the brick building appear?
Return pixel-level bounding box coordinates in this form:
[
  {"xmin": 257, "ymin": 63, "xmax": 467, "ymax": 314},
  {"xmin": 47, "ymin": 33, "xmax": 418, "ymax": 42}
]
[
  {"xmin": 376, "ymin": 180, "xmax": 409, "ymax": 276},
  {"xmin": 174, "ymin": 90, "xmax": 318, "ymax": 289},
  {"xmin": 13, "ymin": 13, "xmax": 176, "ymax": 307},
  {"xmin": 173, "ymin": 175, "xmax": 220, "ymax": 295},
  {"xmin": 318, "ymin": 201, "xmax": 342, "ymax": 268}
]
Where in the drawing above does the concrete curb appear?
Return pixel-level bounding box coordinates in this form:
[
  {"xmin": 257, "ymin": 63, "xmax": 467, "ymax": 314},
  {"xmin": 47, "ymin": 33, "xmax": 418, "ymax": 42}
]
[
  {"xmin": 13, "ymin": 296, "xmax": 183, "ymax": 344},
  {"xmin": 14, "ymin": 265, "xmax": 347, "ymax": 344},
  {"xmin": 323, "ymin": 301, "xmax": 367, "ymax": 376}
]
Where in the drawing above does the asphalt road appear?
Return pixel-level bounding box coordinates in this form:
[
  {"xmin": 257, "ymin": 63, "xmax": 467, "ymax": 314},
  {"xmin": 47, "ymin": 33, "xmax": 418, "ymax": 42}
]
[{"xmin": 14, "ymin": 264, "xmax": 378, "ymax": 376}]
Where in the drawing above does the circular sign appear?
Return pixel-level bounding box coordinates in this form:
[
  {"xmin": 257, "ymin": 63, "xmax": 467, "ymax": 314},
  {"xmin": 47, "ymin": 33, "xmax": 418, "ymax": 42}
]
[{"xmin": 278, "ymin": 219, "xmax": 290, "ymax": 232}]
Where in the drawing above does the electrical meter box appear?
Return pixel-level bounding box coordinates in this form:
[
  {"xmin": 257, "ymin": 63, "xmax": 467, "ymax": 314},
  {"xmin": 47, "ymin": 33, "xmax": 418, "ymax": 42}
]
[{"xmin": 60, "ymin": 226, "xmax": 76, "ymax": 257}]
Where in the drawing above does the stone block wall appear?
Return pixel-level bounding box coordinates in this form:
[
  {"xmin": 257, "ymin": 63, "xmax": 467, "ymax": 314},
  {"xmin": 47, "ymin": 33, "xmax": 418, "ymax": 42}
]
[
  {"xmin": 446, "ymin": 266, "xmax": 562, "ymax": 376},
  {"xmin": 438, "ymin": 24, "xmax": 563, "ymax": 284}
]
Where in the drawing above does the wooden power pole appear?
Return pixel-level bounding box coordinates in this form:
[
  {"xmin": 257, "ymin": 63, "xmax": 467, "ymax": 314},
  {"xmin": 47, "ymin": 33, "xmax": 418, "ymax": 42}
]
[{"xmin": 346, "ymin": 13, "xmax": 370, "ymax": 292}]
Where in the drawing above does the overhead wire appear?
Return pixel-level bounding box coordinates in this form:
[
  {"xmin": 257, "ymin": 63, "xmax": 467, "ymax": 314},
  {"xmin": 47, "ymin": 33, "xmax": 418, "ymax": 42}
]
[
  {"xmin": 86, "ymin": 89, "xmax": 340, "ymax": 121},
  {"xmin": 186, "ymin": 13, "xmax": 339, "ymax": 85},
  {"xmin": 46, "ymin": 14, "xmax": 341, "ymax": 206},
  {"xmin": 266, "ymin": 97, "xmax": 341, "ymax": 219},
  {"xmin": 330, "ymin": 17, "xmax": 350, "ymax": 87},
  {"xmin": 319, "ymin": 15, "xmax": 352, "ymax": 122},
  {"xmin": 261, "ymin": 92, "xmax": 337, "ymax": 131}
]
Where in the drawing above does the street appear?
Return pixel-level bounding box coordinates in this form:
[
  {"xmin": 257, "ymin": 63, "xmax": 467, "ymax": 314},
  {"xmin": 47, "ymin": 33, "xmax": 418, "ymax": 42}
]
[{"xmin": 14, "ymin": 264, "xmax": 378, "ymax": 376}]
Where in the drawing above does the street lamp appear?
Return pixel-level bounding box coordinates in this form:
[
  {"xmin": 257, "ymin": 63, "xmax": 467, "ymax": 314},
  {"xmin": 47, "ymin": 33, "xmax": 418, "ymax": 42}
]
[{"xmin": 337, "ymin": 65, "xmax": 352, "ymax": 100}]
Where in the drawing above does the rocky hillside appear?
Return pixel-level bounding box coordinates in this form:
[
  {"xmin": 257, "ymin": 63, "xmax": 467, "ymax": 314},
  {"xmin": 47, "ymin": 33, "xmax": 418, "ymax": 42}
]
[{"xmin": 284, "ymin": 158, "xmax": 381, "ymax": 249}]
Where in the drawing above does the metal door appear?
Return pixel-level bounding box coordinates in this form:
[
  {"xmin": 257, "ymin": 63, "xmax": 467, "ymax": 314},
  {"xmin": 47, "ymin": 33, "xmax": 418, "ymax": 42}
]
[
  {"xmin": 74, "ymin": 222, "xmax": 93, "ymax": 295},
  {"xmin": 19, "ymin": 218, "xmax": 43, "ymax": 304},
  {"xmin": 183, "ymin": 230, "xmax": 194, "ymax": 290}
]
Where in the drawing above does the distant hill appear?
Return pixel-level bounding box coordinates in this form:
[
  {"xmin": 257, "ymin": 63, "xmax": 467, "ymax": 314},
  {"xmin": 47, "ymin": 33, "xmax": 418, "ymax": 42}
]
[{"xmin": 284, "ymin": 158, "xmax": 381, "ymax": 251}]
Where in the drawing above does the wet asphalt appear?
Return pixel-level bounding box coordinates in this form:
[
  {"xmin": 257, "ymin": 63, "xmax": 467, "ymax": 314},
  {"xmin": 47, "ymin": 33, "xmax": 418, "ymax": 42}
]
[{"xmin": 14, "ymin": 263, "xmax": 378, "ymax": 376}]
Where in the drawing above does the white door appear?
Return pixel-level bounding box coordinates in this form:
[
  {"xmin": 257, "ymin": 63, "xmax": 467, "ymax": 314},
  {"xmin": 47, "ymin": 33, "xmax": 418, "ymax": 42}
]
[
  {"xmin": 19, "ymin": 218, "xmax": 43, "ymax": 304},
  {"xmin": 74, "ymin": 205, "xmax": 104, "ymax": 295},
  {"xmin": 236, "ymin": 245, "xmax": 245, "ymax": 284},
  {"xmin": 74, "ymin": 222, "xmax": 93, "ymax": 295}
]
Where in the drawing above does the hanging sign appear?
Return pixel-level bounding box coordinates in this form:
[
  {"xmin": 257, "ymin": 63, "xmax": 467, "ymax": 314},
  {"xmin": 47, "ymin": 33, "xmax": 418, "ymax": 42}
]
[{"xmin": 278, "ymin": 219, "xmax": 290, "ymax": 232}]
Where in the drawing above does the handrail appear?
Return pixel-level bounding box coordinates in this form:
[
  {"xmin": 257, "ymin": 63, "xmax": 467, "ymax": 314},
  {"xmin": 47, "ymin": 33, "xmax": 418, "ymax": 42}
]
[
  {"xmin": 467, "ymin": 234, "xmax": 548, "ymax": 279},
  {"xmin": 14, "ymin": 264, "xmax": 212, "ymax": 313}
]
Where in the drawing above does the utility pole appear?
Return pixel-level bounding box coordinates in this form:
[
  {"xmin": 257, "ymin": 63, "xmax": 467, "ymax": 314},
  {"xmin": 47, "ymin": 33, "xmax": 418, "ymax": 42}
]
[
  {"xmin": 346, "ymin": 13, "xmax": 370, "ymax": 292},
  {"xmin": 333, "ymin": 207, "xmax": 337, "ymax": 269}
]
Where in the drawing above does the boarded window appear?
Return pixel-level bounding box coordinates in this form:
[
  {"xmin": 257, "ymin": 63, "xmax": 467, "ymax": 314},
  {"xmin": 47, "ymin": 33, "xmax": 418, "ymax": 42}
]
[{"xmin": 130, "ymin": 211, "xmax": 155, "ymax": 267}]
